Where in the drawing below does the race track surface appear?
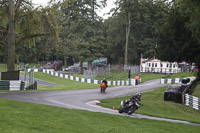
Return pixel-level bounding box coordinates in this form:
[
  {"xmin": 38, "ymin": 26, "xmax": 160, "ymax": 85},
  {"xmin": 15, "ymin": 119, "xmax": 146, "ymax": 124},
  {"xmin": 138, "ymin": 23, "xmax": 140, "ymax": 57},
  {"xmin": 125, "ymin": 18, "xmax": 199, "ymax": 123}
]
[{"xmin": 0, "ymin": 79, "xmax": 199, "ymax": 126}]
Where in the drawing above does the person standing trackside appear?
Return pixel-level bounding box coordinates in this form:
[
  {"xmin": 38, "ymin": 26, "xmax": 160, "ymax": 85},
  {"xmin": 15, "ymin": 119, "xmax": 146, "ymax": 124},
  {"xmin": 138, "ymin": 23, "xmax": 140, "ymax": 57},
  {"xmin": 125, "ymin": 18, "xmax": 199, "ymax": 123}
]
[{"xmin": 135, "ymin": 75, "xmax": 139, "ymax": 85}]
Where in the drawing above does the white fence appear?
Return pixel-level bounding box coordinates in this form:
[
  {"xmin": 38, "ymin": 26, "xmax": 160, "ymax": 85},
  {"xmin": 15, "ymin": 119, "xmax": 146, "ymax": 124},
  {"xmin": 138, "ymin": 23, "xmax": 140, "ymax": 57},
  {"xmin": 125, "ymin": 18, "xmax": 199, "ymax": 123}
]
[
  {"xmin": 140, "ymin": 67, "xmax": 181, "ymax": 74},
  {"xmin": 185, "ymin": 94, "xmax": 200, "ymax": 111},
  {"xmin": 160, "ymin": 77, "xmax": 196, "ymax": 84}
]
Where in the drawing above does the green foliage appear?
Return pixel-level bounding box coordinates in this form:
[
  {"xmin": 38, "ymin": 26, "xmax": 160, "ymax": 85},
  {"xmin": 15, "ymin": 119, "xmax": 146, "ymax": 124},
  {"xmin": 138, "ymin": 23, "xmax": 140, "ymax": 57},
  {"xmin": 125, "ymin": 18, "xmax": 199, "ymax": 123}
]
[
  {"xmin": 1, "ymin": 98, "xmax": 200, "ymax": 132},
  {"xmin": 0, "ymin": 1, "xmax": 60, "ymax": 64},
  {"xmin": 57, "ymin": 0, "xmax": 107, "ymax": 66},
  {"xmin": 99, "ymin": 86, "xmax": 200, "ymax": 123},
  {"xmin": 157, "ymin": 0, "xmax": 200, "ymax": 66},
  {"xmin": 106, "ymin": 0, "xmax": 169, "ymax": 64}
]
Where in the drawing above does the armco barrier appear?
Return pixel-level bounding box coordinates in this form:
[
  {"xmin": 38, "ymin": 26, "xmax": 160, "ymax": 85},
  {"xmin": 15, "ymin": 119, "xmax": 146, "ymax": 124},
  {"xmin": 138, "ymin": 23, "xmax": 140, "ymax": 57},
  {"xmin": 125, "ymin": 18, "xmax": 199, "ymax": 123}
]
[
  {"xmin": 0, "ymin": 80, "xmax": 25, "ymax": 90},
  {"xmin": 42, "ymin": 69, "xmax": 138, "ymax": 86},
  {"xmin": 185, "ymin": 94, "xmax": 200, "ymax": 111}
]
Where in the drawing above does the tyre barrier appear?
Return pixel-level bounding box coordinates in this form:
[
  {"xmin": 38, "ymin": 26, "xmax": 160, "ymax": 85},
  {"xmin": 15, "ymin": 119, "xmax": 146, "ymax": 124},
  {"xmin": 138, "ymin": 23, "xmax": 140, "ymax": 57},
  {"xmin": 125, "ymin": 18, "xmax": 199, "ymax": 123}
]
[{"xmin": 0, "ymin": 80, "xmax": 25, "ymax": 91}]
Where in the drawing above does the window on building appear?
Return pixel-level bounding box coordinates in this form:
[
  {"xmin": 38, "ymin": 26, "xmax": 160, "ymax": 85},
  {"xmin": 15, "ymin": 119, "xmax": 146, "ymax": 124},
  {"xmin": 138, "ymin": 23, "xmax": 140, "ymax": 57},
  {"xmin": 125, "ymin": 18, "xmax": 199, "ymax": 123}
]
[
  {"xmin": 149, "ymin": 63, "xmax": 151, "ymax": 67},
  {"xmin": 152, "ymin": 63, "xmax": 154, "ymax": 67},
  {"xmin": 173, "ymin": 64, "xmax": 175, "ymax": 68},
  {"xmin": 167, "ymin": 64, "xmax": 169, "ymax": 67},
  {"xmin": 155, "ymin": 63, "xmax": 157, "ymax": 67}
]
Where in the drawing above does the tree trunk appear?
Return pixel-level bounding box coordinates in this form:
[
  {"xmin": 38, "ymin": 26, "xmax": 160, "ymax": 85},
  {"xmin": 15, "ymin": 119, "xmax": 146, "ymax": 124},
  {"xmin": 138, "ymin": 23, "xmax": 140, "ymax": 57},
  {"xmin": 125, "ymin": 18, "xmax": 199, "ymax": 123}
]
[
  {"xmin": 124, "ymin": 12, "xmax": 131, "ymax": 66},
  {"xmin": 79, "ymin": 60, "xmax": 83, "ymax": 74},
  {"xmin": 7, "ymin": 0, "xmax": 15, "ymax": 71},
  {"xmin": 64, "ymin": 55, "xmax": 68, "ymax": 68},
  {"xmin": 88, "ymin": 61, "xmax": 92, "ymax": 71}
]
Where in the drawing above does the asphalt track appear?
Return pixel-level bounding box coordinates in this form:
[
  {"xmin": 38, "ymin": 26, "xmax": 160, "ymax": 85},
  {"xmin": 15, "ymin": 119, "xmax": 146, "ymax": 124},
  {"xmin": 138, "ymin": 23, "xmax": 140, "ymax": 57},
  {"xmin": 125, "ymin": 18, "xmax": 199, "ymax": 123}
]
[{"xmin": 0, "ymin": 79, "xmax": 200, "ymax": 126}]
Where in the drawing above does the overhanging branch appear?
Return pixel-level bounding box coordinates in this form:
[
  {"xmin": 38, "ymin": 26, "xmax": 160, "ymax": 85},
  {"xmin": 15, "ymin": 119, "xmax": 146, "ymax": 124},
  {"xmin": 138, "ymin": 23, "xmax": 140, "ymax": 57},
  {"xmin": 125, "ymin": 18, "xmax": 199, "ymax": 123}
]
[
  {"xmin": 16, "ymin": 33, "xmax": 50, "ymax": 46},
  {"xmin": 0, "ymin": 41, "xmax": 6, "ymax": 45},
  {"xmin": 15, "ymin": 0, "xmax": 23, "ymax": 11}
]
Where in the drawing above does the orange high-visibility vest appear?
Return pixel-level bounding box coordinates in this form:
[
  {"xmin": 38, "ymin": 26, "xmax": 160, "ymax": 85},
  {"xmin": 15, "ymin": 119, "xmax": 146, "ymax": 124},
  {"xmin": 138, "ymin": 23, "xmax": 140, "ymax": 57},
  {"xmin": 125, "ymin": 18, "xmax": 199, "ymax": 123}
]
[{"xmin": 135, "ymin": 76, "xmax": 139, "ymax": 80}]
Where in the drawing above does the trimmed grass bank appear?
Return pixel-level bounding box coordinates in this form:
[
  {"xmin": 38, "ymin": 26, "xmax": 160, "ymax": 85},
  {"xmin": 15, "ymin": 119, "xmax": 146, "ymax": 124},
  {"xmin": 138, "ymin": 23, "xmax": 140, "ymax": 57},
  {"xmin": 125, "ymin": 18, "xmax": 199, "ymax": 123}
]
[
  {"xmin": 191, "ymin": 81, "xmax": 200, "ymax": 98},
  {"xmin": 140, "ymin": 73, "xmax": 166, "ymax": 83},
  {"xmin": 98, "ymin": 87, "xmax": 200, "ymax": 124},
  {"xmin": 31, "ymin": 72, "xmax": 99, "ymax": 91},
  {"xmin": 166, "ymin": 72, "xmax": 197, "ymax": 79},
  {"xmin": 0, "ymin": 98, "xmax": 200, "ymax": 133}
]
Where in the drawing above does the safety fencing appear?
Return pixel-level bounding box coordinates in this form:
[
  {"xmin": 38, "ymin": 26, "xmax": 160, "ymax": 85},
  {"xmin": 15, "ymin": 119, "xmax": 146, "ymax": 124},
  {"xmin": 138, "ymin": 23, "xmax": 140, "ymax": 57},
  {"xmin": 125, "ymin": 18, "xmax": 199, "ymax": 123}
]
[
  {"xmin": 42, "ymin": 69, "xmax": 138, "ymax": 86},
  {"xmin": 161, "ymin": 76, "xmax": 199, "ymax": 111},
  {"xmin": 160, "ymin": 78, "xmax": 183, "ymax": 84},
  {"xmin": 0, "ymin": 80, "xmax": 25, "ymax": 91},
  {"xmin": 160, "ymin": 77, "xmax": 196, "ymax": 84},
  {"xmin": 185, "ymin": 94, "xmax": 200, "ymax": 111},
  {"xmin": 27, "ymin": 68, "xmax": 43, "ymax": 72},
  {"xmin": 0, "ymin": 68, "xmax": 139, "ymax": 91}
]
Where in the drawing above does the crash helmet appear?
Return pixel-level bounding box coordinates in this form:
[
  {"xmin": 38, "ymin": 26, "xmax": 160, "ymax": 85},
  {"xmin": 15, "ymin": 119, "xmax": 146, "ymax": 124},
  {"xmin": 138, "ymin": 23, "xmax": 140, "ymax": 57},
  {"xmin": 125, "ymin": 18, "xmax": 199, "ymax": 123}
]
[{"xmin": 137, "ymin": 93, "xmax": 142, "ymax": 98}]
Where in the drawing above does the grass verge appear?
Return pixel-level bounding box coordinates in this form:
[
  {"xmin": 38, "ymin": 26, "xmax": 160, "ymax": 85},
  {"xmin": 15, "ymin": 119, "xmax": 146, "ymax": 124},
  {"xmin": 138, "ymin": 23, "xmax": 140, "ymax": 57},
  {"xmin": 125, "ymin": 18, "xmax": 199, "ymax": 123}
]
[
  {"xmin": 0, "ymin": 98, "xmax": 200, "ymax": 133},
  {"xmin": 98, "ymin": 87, "xmax": 200, "ymax": 123},
  {"xmin": 95, "ymin": 71, "xmax": 166, "ymax": 82},
  {"xmin": 29, "ymin": 72, "xmax": 99, "ymax": 91},
  {"xmin": 166, "ymin": 72, "xmax": 197, "ymax": 79},
  {"xmin": 191, "ymin": 81, "xmax": 200, "ymax": 98},
  {"xmin": 140, "ymin": 73, "xmax": 166, "ymax": 83}
]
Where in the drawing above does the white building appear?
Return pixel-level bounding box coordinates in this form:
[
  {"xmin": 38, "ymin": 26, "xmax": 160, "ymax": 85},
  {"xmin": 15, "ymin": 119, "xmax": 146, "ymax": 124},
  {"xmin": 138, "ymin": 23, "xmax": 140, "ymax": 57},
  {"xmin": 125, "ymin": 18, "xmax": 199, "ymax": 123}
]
[{"xmin": 140, "ymin": 59, "xmax": 180, "ymax": 74}]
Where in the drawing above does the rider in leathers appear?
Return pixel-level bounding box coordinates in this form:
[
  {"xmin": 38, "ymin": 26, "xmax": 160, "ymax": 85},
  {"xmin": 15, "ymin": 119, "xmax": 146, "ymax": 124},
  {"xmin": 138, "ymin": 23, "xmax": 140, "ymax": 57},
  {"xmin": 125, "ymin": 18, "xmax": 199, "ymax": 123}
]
[{"xmin": 128, "ymin": 93, "xmax": 141, "ymax": 103}]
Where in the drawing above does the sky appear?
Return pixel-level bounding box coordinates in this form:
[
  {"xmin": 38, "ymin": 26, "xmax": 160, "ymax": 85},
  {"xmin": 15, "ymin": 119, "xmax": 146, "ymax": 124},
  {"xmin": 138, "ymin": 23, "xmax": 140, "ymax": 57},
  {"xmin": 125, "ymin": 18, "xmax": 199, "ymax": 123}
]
[{"xmin": 31, "ymin": 0, "xmax": 116, "ymax": 19}]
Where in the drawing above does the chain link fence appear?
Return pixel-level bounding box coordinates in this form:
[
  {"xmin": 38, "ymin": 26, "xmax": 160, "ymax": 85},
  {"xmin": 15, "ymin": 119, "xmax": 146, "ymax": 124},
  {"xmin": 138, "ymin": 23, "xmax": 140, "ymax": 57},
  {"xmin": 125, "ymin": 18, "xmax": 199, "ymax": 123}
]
[{"xmin": 84, "ymin": 64, "xmax": 140, "ymax": 80}]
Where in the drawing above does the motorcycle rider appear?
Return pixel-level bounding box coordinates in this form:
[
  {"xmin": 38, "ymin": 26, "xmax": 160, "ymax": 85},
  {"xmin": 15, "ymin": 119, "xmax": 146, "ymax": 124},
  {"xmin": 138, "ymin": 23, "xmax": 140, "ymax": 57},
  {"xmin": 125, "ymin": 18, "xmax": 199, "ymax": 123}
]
[
  {"xmin": 119, "ymin": 93, "xmax": 142, "ymax": 114},
  {"xmin": 128, "ymin": 93, "xmax": 141, "ymax": 103},
  {"xmin": 102, "ymin": 78, "xmax": 108, "ymax": 88}
]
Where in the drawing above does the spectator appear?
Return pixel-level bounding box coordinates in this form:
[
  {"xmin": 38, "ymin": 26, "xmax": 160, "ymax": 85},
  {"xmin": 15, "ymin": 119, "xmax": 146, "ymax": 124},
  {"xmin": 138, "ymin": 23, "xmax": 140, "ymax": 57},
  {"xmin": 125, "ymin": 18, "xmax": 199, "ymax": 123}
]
[{"xmin": 135, "ymin": 75, "xmax": 139, "ymax": 85}]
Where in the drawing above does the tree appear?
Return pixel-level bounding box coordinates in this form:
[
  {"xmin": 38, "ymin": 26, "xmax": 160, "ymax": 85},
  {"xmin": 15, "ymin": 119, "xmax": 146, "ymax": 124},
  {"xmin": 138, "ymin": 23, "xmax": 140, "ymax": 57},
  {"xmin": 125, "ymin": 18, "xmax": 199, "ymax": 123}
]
[
  {"xmin": 0, "ymin": 0, "xmax": 60, "ymax": 71},
  {"xmin": 156, "ymin": 0, "xmax": 200, "ymax": 79},
  {"xmin": 105, "ymin": 0, "xmax": 169, "ymax": 65},
  {"xmin": 113, "ymin": 0, "xmax": 137, "ymax": 65},
  {"xmin": 8, "ymin": 0, "xmax": 15, "ymax": 71},
  {"xmin": 58, "ymin": 0, "xmax": 106, "ymax": 72}
]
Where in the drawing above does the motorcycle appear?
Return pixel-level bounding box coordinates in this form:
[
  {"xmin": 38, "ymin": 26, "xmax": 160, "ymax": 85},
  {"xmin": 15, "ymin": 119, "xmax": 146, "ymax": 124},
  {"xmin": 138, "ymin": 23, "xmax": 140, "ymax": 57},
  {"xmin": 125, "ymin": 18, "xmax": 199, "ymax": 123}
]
[
  {"xmin": 100, "ymin": 83, "xmax": 106, "ymax": 93},
  {"xmin": 118, "ymin": 99, "xmax": 141, "ymax": 115}
]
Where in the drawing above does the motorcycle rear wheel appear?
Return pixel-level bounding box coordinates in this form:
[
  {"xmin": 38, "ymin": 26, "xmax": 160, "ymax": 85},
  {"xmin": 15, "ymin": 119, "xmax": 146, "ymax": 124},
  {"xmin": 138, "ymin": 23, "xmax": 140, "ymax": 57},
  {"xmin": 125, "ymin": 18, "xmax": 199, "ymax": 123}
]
[{"xmin": 128, "ymin": 106, "xmax": 137, "ymax": 115}]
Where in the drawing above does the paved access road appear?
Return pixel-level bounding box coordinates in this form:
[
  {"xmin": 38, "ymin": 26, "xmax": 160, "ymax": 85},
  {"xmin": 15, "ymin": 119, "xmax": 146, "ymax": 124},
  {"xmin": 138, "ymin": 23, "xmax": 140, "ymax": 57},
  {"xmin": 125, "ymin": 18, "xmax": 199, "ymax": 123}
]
[{"xmin": 0, "ymin": 79, "xmax": 199, "ymax": 126}]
